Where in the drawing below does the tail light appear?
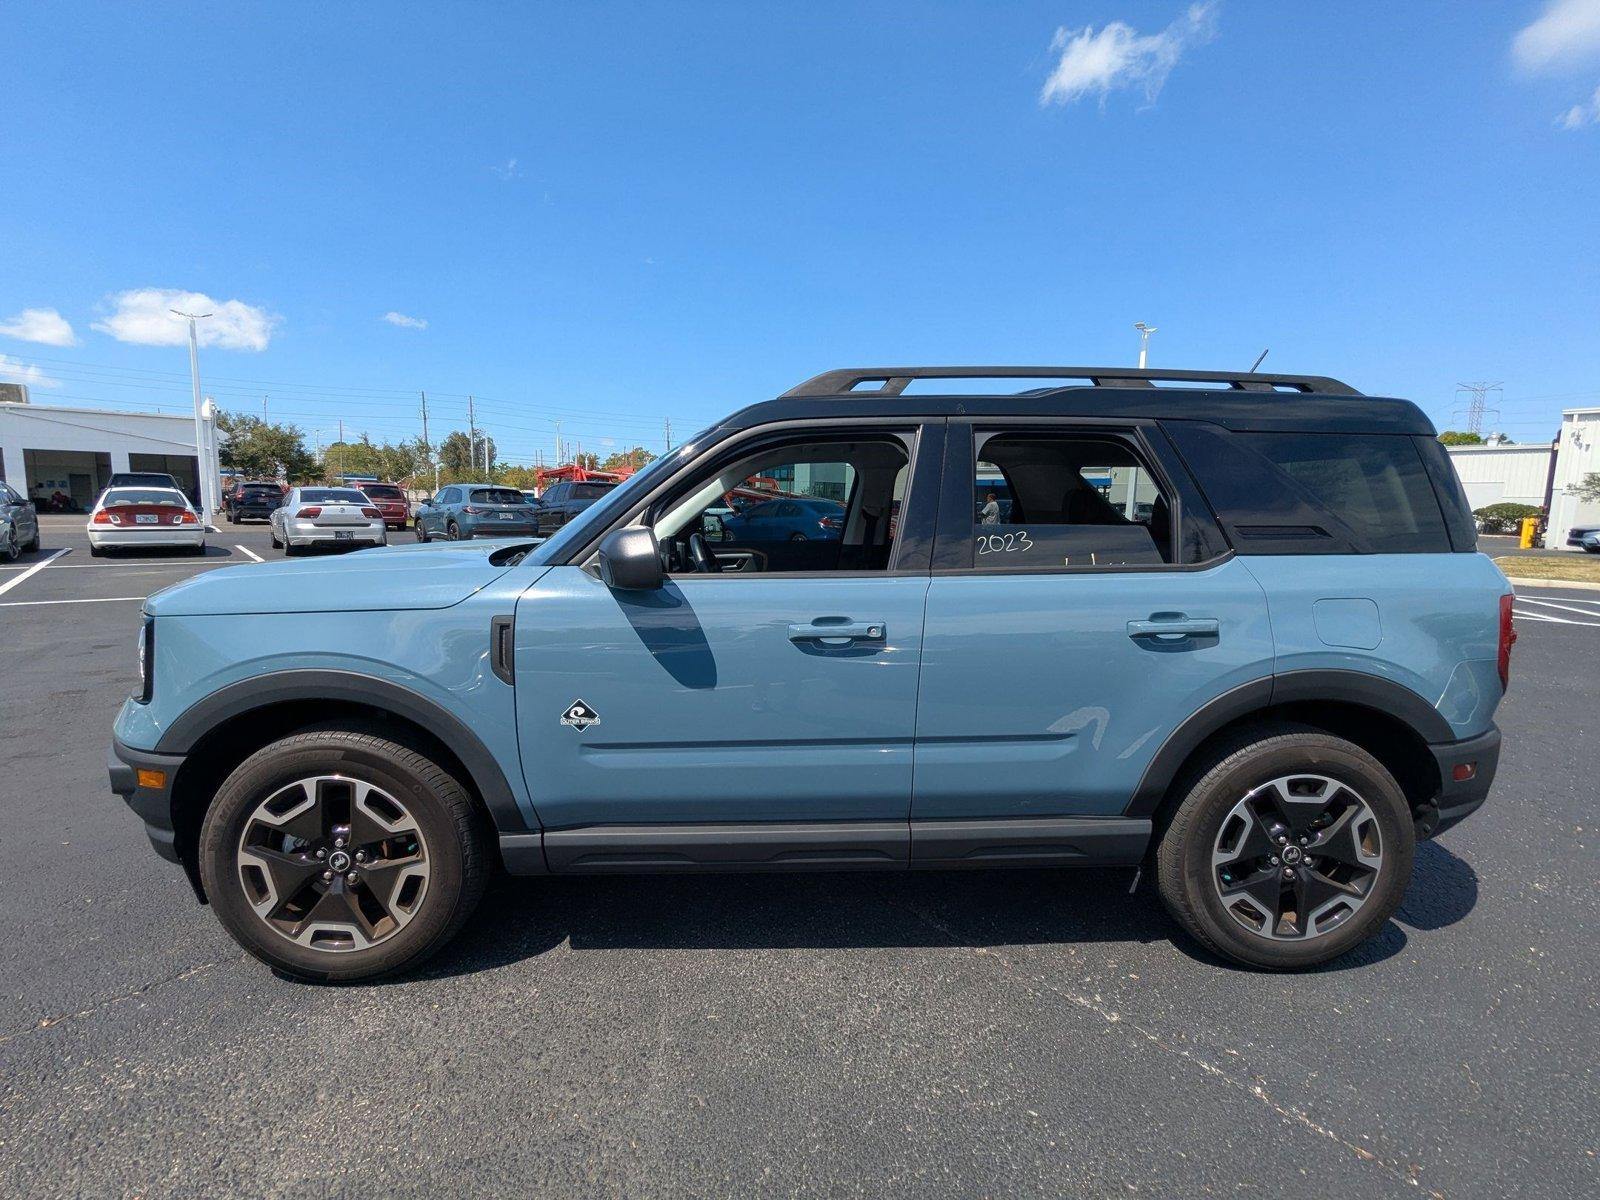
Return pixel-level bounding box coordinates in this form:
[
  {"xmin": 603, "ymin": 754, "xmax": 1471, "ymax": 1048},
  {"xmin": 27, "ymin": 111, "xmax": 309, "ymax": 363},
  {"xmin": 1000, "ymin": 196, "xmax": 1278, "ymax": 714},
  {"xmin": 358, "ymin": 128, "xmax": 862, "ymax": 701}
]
[
  {"xmin": 295, "ymin": 506, "xmax": 322, "ymax": 519},
  {"xmin": 819, "ymin": 515, "xmax": 843, "ymax": 530},
  {"xmin": 92, "ymin": 510, "xmax": 115, "ymax": 524},
  {"xmin": 1498, "ymin": 593, "xmax": 1517, "ymax": 690},
  {"xmin": 462, "ymin": 505, "xmax": 482, "ymax": 515},
  {"xmin": 361, "ymin": 507, "xmax": 382, "ymax": 519},
  {"xmin": 175, "ymin": 511, "xmax": 198, "ymax": 525}
]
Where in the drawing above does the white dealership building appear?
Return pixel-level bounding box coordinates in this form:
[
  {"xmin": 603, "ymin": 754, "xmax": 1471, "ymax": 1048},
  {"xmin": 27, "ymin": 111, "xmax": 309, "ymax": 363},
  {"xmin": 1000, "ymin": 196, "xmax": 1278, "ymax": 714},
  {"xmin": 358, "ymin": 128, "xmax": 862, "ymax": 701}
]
[{"xmin": 0, "ymin": 390, "xmax": 202, "ymax": 508}]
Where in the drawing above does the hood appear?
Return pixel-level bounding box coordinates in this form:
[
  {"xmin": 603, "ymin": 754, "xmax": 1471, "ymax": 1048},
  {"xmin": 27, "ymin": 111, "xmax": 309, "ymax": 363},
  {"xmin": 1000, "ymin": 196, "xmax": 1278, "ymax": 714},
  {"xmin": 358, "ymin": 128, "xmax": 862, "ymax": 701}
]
[{"xmin": 145, "ymin": 539, "xmax": 538, "ymax": 617}]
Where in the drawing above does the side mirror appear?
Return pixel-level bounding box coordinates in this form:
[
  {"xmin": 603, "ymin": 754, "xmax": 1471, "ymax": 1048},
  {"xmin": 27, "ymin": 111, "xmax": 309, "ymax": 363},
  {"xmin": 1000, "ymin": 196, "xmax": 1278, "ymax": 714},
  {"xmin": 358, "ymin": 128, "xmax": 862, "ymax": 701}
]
[
  {"xmin": 597, "ymin": 525, "xmax": 663, "ymax": 591},
  {"xmin": 417, "ymin": 495, "xmax": 432, "ymax": 506}
]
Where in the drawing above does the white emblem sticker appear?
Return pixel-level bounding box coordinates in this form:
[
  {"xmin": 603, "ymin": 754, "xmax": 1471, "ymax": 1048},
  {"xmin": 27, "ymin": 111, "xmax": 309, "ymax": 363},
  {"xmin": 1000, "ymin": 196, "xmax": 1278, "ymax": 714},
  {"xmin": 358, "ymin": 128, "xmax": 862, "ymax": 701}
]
[{"xmin": 560, "ymin": 700, "xmax": 601, "ymax": 731}]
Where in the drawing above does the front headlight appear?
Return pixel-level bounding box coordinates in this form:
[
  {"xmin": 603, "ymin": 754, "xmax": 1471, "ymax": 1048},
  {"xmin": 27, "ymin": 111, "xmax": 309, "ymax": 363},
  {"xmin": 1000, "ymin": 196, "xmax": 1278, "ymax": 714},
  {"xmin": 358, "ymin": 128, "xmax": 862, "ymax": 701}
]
[{"xmin": 135, "ymin": 616, "xmax": 154, "ymax": 702}]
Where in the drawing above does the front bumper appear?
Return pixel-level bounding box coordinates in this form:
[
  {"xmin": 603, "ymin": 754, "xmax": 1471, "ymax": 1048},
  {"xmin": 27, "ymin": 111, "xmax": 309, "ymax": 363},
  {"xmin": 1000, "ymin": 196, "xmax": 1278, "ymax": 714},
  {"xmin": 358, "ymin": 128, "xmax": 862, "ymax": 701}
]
[
  {"xmin": 1419, "ymin": 724, "xmax": 1501, "ymax": 838},
  {"xmin": 88, "ymin": 527, "xmax": 205, "ymax": 549},
  {"xmin": 108, "ymin": 735, "xmax": 188, "ymax": 867}
]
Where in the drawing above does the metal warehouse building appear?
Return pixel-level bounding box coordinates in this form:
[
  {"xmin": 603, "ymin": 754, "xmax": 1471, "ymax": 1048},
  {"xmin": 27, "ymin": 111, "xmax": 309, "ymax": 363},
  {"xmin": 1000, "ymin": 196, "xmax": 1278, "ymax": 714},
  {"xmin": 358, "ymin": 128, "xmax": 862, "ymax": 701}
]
[
  {"xmin": 0, "ymin": 396, "xmax": 200, "ymax": 509},
  {"xmin": 1445, "ymin": 440, "xmax": 1554, "ymax": 511}
]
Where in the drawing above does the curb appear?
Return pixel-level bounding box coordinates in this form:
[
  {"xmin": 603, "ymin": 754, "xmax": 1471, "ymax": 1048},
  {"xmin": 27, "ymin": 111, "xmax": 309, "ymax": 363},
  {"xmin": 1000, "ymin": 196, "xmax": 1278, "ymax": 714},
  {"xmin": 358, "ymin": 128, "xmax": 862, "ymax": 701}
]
[{"xmin": 1505, "ymin": 577, "xmax": 1600, "ymax": 593}]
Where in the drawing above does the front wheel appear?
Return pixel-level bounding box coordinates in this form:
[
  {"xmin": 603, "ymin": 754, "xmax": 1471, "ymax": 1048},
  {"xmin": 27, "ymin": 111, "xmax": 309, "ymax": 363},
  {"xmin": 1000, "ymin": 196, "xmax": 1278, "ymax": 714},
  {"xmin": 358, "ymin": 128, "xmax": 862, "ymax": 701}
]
[
  {"xmin": 415, "ymin": 520, "xmax": 430, "ymax": 543},
  {"xmin": 0, "ymin": 527, "xmax": 17, "ymax": 562},
  {"xmin": 1155, "ymin": 723, "xmax": 1414, "ymax": 970},
  {"xmin": 199, "ymin": 726, "xmax": 490, "ymax": 982}
]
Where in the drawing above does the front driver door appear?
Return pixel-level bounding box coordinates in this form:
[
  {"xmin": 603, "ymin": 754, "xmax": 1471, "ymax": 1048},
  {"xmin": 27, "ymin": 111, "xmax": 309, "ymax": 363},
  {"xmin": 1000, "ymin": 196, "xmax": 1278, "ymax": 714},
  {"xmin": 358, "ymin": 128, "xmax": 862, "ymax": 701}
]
[{"xmin": 512, "ymin": 422, "xmax": 942, "ymax": 870}]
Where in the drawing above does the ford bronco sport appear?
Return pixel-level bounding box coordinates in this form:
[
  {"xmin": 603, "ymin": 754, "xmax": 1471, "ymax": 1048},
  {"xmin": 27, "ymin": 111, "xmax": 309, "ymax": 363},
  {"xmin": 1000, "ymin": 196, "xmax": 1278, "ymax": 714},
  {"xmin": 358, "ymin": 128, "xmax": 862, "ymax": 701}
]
[{"xmin": 109, "ymin": 366, "xmax": 1511, "ymax": 981}]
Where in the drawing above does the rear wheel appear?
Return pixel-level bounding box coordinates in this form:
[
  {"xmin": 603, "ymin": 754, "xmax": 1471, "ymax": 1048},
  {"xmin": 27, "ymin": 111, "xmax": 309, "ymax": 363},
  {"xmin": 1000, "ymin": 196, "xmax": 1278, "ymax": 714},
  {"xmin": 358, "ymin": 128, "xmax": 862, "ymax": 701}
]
[
  {"xmin": 446, "ymin": 520, "xmax": 462, "ymax": 541},
  {"xmin": 199, "ymin": 727, "xmax": 489, "ymax": 982},
  {"xmin": 283, "ymin": 540, "xmax": 302, "ymax": 557},
  {"xmin": 1155, "ymin": 723, "xmax": 1413, "ymax": 970}
]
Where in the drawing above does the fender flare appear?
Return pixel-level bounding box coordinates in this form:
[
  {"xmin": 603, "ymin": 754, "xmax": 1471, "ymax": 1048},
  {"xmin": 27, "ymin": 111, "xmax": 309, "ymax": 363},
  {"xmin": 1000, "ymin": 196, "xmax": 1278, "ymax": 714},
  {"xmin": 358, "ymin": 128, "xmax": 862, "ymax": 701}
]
[
  {"xmin": 157, "ymin": 669, "xmax": 532, "ymax": 831},
  {"xmin": 1125, "ymin": 668, "xmax": 1454, "ymax": 818}
]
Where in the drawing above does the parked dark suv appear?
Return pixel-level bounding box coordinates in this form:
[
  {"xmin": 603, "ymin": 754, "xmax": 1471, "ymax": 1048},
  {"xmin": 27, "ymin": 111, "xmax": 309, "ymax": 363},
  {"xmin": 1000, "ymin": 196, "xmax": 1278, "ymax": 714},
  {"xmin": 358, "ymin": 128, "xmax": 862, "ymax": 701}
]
[
  {"xmin": 110, "ymin": 366, "xmax": 1510, "ymax": 982},
  {"xmin": 224, "ymin": 481, "xmax": 285, "ymax": 523},
  {"xmin": 535, "ymin": 479, "xmax": 618, "ymax": 535}
]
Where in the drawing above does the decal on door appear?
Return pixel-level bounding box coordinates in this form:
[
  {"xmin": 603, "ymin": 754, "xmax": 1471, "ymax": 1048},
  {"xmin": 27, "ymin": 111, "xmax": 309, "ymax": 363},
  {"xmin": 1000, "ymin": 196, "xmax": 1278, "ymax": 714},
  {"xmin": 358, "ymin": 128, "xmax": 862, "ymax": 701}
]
[{"xmin": 560, "ymin": 700, "xmax": 601, "ymax": 731}]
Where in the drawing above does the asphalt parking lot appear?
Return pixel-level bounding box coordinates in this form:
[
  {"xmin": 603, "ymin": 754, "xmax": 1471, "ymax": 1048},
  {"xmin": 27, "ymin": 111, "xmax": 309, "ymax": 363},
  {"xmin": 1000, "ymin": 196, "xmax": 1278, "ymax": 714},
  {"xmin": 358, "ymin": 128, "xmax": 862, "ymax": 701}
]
[{"xmin": 2, "ymin": 515, "xmax": 1596, "ymax": 1198}]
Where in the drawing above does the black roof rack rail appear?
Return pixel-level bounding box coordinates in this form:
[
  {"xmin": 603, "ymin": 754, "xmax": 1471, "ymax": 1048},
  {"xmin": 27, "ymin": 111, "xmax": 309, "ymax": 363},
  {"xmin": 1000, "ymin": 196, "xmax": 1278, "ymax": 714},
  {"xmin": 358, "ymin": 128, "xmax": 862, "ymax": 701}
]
[{"xmin": 782, "ymin": 366, "xmax": 1361, "ymax": 398}]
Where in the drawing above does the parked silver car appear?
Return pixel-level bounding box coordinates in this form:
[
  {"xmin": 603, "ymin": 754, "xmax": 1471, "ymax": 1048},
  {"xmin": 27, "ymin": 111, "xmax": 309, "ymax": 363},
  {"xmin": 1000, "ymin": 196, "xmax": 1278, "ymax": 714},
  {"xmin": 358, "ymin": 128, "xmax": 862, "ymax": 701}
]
[
  {"xmin": 269, "ymin": 487, "xmax": 386, "ymax": 556},
  {"xmin": 1, "ymin": 480, "xmax": 41, "ymax": 561}
]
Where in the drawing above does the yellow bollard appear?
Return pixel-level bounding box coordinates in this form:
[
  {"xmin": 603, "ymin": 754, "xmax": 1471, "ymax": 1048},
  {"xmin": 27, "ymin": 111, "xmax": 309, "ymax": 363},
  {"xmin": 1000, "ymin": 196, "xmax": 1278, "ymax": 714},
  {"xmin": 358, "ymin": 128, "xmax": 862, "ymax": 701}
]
[{"xmin": 1519, "ymin": 516, "xmax": 1538, "ymax": 549}]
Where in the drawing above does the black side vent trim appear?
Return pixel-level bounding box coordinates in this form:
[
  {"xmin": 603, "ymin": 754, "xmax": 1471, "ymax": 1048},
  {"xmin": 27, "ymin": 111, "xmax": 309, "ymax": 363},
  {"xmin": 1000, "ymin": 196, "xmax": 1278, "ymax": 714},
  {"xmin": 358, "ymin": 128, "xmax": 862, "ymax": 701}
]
[{"xmin": 490, "ymin": 615, "xmax": 515, "ymax": 684}]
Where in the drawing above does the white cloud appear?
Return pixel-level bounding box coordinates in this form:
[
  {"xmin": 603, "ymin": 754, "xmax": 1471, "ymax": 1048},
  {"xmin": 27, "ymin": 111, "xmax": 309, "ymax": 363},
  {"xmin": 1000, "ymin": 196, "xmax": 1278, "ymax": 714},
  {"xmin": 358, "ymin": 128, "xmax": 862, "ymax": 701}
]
[
  {"xmin": 0, "ymin": 307, "xmax": 77, "ymax": 346},
  {"xmin": 92, "ymin": 288, "xmax": 279, "ymax": 351},
  {"xmin": 1040, "ymin": 2, "xmax": 1219, "ymax": 109},
  {"xmin": 1512, "ymin": 0, "xmax": 1600, "ymax": 73},
  {"xmin": 0, "ymin": 354, "xmax": 59, "ymax": 388},
  {"xmin": 490, "ymin": 157, "xmax": 523, "ymax": 180},
  {"xmin": 1559, "ymin": 82, "xmax": 1600, "ymax": 126},
  {"xmin": 382, "ymin": 311, "xmax": 428, "ymax": 330}
]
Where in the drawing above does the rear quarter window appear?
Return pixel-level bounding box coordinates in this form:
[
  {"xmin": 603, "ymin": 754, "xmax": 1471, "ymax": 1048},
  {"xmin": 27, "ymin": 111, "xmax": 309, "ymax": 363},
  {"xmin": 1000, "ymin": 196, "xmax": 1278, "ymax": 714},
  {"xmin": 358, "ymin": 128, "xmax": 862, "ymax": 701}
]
[{"xmin": 1164, "ymin": 422, "xmax": 1452, "ymax": 554}]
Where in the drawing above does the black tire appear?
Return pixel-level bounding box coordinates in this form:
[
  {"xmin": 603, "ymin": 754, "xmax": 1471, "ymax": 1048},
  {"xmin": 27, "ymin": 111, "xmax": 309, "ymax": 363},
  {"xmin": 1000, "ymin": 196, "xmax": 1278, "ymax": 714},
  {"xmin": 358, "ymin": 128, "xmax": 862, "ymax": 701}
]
[
  {"xmin": 199, "ymin": 726, "xmax": 490, "ymax": 983},
  {"xmin": 270, "ymin": 528, "xmax": 282, "ymax": 549},
  {"xmin": 0, "ymin": 527, "xmax": 17, "ymax": 562},
  {"xmin": 23, "ymin": 526, "xmax": 40, "ymax": 552},
  {"xmin": 283, "ymin": 541, "xmax": 301, "ymax": 557},
  {"xmin": 446, "ymin": 520, "xmax": 462, "ymax": 541},
  {"xmin": 1154, "ymin": 721, "xmax": 1414, "ymax": 971},
  {"xmin": 416, "ymin": 521, "xmax": 429, "ymax": 543},
  {"xmin": 89, "ymin": 544, "xmax": 107, "ymax": 558}
]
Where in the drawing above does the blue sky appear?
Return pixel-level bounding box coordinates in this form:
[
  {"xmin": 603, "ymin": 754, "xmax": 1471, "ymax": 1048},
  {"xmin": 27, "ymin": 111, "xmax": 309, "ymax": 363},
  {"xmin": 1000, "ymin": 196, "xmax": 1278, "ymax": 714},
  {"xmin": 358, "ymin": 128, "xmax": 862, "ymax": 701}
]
[{"xmin": 2, "ymin": 1, "xmax": 1598, "ymax": 465}]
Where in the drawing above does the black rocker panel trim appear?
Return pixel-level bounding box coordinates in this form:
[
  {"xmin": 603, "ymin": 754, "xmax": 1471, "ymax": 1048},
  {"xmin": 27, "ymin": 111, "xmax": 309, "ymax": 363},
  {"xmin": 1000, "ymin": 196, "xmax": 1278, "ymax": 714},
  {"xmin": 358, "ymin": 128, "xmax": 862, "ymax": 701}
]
[
  {"xmin": 1125, "ymin": 669, "xmax": 1456, "ymax": 818},
  {"xmin": 539, "ymin": 822, "xmax": 909, "ymax": 873},
  {"xmin": 157, "ymin": 669, "xmax": 531, "ymax": 833},
  {"xmin": 910, "ymin": 818, "xmax": 1149, "ymax": 866}
]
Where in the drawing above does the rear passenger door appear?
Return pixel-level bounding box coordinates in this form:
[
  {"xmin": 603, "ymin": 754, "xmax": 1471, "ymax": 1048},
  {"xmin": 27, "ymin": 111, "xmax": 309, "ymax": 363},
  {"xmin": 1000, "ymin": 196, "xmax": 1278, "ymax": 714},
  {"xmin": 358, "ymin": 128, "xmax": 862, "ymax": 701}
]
[{"xmin": 910, "ymin": 420, "xmax": 1274, "ymax": 863}]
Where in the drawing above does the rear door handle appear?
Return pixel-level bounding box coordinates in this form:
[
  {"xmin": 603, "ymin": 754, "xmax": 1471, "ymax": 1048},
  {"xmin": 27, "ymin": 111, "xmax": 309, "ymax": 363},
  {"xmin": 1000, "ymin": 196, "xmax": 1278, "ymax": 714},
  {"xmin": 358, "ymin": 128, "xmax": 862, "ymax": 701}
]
[
  {"xmin": 1126, "ymin": 616, "xmax": 1219, "ymax": 640},
  {"xmin": 788, "ymin": 619, "xmax": 886, "ymax": 644}
]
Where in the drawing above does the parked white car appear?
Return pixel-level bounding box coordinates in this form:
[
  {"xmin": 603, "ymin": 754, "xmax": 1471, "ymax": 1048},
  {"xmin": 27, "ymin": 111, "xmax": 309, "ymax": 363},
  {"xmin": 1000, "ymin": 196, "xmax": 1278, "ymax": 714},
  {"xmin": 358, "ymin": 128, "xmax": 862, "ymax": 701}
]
[
  {"xmin": 87, "ymin": 487, "xmax": 206, "ymax": 556},
  {"xmin": 270, "ymin": 486, "xmax": 387, "ymax": 555}
]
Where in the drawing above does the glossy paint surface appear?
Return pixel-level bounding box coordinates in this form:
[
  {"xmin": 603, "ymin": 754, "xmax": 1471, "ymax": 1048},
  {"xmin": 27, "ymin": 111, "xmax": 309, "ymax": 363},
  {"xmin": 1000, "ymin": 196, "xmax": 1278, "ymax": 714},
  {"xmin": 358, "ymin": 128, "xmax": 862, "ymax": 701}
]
[
  {"xmin": 1241, "ymin": 552, "xmax": 1511, "ymax": 739},
  {"xmin": 513, "ymin": 566, "xmax": 929, "ymax": 827},
  {"xmin": 913, "ymin": 557, "xmax": 1274, "ymax": 819}
]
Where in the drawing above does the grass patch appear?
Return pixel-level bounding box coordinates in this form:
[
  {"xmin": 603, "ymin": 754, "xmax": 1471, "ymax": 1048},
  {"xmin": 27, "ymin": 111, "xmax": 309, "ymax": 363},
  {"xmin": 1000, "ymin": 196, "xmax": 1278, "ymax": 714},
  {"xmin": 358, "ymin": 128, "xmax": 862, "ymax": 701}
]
[{"xmin": 1494, "ymin": 555, "xmax": 1600, "ymax": 583}]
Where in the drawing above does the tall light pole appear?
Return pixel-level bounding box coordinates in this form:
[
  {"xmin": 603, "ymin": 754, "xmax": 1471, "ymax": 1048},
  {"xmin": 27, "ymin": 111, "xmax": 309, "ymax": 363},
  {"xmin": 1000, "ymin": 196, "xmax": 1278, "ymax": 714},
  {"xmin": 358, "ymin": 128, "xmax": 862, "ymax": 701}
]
[
  {"xmin": 1133, "ymin": 322, "xmax": 1156, "ymax": 370},
  {"xmin": 171, "ymin": 309, "xmax": 213, "ymax": 524}
]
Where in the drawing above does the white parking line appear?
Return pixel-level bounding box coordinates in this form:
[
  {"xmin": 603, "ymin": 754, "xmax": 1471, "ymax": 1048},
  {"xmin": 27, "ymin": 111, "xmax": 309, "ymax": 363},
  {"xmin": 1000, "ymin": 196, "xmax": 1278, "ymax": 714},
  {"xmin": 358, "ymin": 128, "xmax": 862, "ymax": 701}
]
[
  {"xmin": 1515, "ymin": 596, "xmax": 1600, "ymax": 616},
  {"xmin": 1513, "ymin": 608, "xmax": 1600, "ymax": 626},
  {"xmin": 0, "ymin": 595, "xmax": 146, "ymax": 608},
  {"xmin": 0, "ymin": 547, "xmax": 70, "ymax": 597},
  {"xmin": 235, "ymin": 544, "xmax": 264, "ymax": 562}
]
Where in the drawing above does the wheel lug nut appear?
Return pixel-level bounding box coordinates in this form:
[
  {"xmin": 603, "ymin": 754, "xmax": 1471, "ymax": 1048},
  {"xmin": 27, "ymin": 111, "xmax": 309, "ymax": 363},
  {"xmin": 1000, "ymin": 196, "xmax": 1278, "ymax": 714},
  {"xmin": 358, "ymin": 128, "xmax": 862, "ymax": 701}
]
[
  {"xmin": 1283, "ymin": 868, "xmax": 1296, "ymax": 879},
  {"xmin": 1277, "ymin": 836, "xmax": 1288, "ymax": 845},
  {"xmin": 315, "ymin": 848, "xmax": 326, "ymax": 860},
  {"xmin": 1298, "ymin": 837, "xmax": 1309, "ymax": 846},
  {"xmin": 347, "ymin": 872, "xmax": 359, "ymax": 884},
  {"xmin": 1270, "ymin": 856, "xmax": 1280, "ymax": 865},
  {"xmin": 334, "ymin": 837, "xmax": 346, "ymax": 849},
  {"xmin": 322, "ymin": 870, "xmax": 333, "ymax": 881},
  {"xmin": 354, "ymin": 851, "xmax": 366, "ymax": 863}
]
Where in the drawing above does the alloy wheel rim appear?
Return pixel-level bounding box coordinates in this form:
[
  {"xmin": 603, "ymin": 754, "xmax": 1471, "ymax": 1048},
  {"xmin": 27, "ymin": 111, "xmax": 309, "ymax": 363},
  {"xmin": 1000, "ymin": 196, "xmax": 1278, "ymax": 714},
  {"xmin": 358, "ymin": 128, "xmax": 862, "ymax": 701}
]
[
  {"xmin": 236, "ymin": 775, "xmax": 430, "ymax": 953},
  {"xmin": 3, "ymin": 529, "xmax": 16, "ymax": 560},
  {"xmin": 1211, "ymin": 774, "xmax": 1383, "ymax": 941}
]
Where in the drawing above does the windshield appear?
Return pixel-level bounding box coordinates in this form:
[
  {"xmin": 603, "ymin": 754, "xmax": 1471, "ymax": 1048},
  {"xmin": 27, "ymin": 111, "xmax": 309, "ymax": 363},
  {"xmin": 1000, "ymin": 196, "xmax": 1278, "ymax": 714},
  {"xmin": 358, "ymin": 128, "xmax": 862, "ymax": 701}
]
[
  {"xmin": 528, "ymin": 437, "xmax": 708, "ymax": 565},
  {"xmin": 470, "ymin": 488, "xmax": 527, "ymax": 505},
  {"xmin": 104, "ymin": 489, "xmax": 188, "ymax": 507},
  {"xmin": 572, "ymin": 482, "xmax": 616, "ymax": 499},
  {"xmin": 363, "ymin": 484, "xmax": 404, "ymax": 499},
  {"xmin": 300, "ymin": 489, "xmax": 369, "ymax": 504}
]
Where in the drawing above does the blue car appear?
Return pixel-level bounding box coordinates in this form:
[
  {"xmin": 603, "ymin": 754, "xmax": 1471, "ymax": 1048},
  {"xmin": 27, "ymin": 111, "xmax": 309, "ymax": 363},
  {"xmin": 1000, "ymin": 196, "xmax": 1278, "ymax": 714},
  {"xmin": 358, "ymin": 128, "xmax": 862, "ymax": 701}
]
[
  {"xmin": 718, "ymin": 496, "xmax": 845, "ymax": 542},
  {"xmin": 414, "ymin": 484, "xmax": 540, "ymax": 541},
  {"xmin": 110, "ymin": 364, "xmax": 1512, "ymax": 981}
]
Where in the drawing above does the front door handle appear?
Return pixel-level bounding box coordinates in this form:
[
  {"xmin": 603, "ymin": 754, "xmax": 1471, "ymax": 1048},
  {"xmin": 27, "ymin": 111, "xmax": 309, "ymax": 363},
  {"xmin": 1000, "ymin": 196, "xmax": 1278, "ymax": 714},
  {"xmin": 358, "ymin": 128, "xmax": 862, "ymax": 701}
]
[
  {"xmin": 1126, "ymin": 615, "xmax": 1219, "ymax": 641},
  {"xmin": 788, "ymin": 619, "xmax": 886, "ymax": 644}
]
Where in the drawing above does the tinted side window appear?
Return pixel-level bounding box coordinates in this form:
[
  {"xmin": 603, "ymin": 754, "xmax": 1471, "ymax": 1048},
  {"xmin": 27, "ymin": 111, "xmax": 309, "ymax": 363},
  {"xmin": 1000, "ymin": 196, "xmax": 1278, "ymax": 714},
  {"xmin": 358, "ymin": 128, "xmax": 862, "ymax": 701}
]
[
  {"xmin": 1237, "ymin": 432, "xmax": 1449, "ymax": 554},
  {"xmin": 1164, "ymin": 422, "xmax": 1452, "ymax": 555}
]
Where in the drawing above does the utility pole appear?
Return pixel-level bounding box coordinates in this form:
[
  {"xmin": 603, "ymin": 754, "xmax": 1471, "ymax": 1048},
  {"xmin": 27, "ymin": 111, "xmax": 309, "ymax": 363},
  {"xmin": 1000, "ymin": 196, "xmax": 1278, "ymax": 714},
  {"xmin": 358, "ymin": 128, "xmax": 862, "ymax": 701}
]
[
  {"xmin": 262, "ymin": 394, "xmax": 269, "ymax": 420},
  {"xmin": 664, "ymin": 417, "xmax": 672, "ymax": 452},
  {"xmin": 554, "ymin": 421, "xmax": 563, "ymax": 467},
  {"xmin": 1133, "ymin": 322, "xmax": 1156, "ymax": 369},
  {"xmin": 170, "ymin": 308, "xmax": 214, "ymax": 524},
  {"xmin": 468, "ymin": 395, "xmax": 478, "ymax": 477},
  {"xmin": 337, "ymin": 418, "xmax": 345, "ymax": 482},
  {"xmin": 420, "ymin": 391, "xmax": 438, "ymax": 492},
  {"xmin": 1455, "ymin": 382, "xmax": 1503, "ymax": 436}
]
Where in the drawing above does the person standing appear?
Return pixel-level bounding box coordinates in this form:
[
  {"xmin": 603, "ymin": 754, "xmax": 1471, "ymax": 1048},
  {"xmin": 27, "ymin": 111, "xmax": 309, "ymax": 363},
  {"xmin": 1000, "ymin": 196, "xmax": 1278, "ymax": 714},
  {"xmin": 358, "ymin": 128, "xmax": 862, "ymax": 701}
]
[{"xmin": 979, "ymin": 491, "xmax": 1000, "ymax": 525}]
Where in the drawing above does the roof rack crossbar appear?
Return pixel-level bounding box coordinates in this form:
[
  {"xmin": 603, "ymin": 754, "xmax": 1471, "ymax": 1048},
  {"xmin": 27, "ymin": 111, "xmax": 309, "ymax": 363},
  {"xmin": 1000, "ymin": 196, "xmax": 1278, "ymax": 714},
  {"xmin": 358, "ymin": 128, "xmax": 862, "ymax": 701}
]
[{"xmin": 782, "ymin": 366, "xmax": 1361, "ymax": 398}]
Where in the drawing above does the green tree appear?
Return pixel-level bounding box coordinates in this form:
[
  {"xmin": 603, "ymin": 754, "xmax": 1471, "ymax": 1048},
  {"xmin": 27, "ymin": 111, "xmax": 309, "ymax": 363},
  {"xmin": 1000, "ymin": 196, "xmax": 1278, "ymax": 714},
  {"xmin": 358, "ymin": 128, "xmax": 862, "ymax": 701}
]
[
  {"xmin": 1438, "ymin": 431, "xmax": 1484, "ymax": 446},
  {"xmin": 573, "ymin": 450, "xmax": 599, "ymax": 470},
  {"xmin": 1572, "ymin": 472, "xmax": 1600, "ymax": 503},
  {"xmin": 600, "ymin": 446, "xmax": 656, "ymax": 472},
  {"xmin": 217, "ymin": 412, "xmax": 317, "ymax": 480},
  {"xmin": 321, "ymin": 435, "xmax": 386, "ymax": 479}
]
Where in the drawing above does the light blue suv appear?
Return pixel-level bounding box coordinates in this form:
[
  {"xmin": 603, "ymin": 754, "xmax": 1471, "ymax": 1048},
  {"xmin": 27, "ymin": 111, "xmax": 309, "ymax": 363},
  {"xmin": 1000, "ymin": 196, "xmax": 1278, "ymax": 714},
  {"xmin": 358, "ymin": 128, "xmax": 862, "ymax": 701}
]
[
  {"xmin": 413, "ymin": 484, "xmax": 539, "ymax": 541},
  {"xmin": 109, "ymin": 366, "xmax": 1513, "ymax": 981}
]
